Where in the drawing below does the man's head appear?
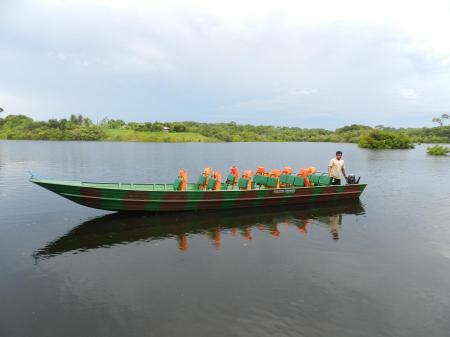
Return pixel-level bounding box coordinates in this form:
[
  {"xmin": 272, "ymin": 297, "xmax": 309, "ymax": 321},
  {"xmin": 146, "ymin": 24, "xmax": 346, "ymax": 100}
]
[{"xmin": 336, "ymin": 151, "xmax": 343, "ymax": 160}]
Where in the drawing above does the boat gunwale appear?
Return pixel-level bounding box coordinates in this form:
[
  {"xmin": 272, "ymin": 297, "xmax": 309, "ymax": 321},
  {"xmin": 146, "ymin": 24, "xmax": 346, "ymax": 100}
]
[{"xmin": 30, "ymin": 178, "xmax": 367, "ymax": 193}]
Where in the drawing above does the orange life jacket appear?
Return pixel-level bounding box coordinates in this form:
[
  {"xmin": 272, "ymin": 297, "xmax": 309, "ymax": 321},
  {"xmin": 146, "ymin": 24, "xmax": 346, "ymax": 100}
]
[
  {"xmin": 269, "ymin": 169, "xmax": 281, "ymax": 188},
  {"xmin": 269, "ymin": 169, "xmax": 281, "ymax": 177},
  {"xmin": 307, "ymin": 166, "xmax": 317, "ymax": 174},
  {"xmin": 230, "ymin": 166, "xmax": 239, "ymax": 176},
  {"xmin": 203, "ymin": 167, "xmax": 212, "ymax": 176},
  {"xmin": 243, "ymin": 170, "xmax": 252, "ymax": 179},
  {"xmin": 282, "ymin": 166, "xmax": 292, "ymax": 175},
  {"xmin": 242, "ymin": 170, "xmax": 253, "ymax": 189},
  {"xmin": 200, "ymin": 167, "xmax": 212, "ymax": 190},
  {"xmin": 178, "ymin": 169, "xmax": 188, "ymax": 191},
  {"xmin": 298, "ymin": 168, "xmax": 310, "ymax": 187},
  {"xmin": 256, "ymin": 166, "xmax": 265, "ymax": 175},
  {"xmin": 213, "ymin": 171, "xmax": 222, "ymax": 190},
  {"xmin": 307, "ymin": 167, "xmax": 317, "ymax": 186},
  {"xmin": 230, "ymin": 166, "xmax": 239, "ymax": 187}
]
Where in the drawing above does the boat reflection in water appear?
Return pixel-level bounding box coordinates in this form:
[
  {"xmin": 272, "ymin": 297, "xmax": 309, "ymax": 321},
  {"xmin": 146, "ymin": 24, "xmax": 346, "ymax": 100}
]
[{"xmin": 34, "ymin": 200, "xmax": 365, "ymax": 259}]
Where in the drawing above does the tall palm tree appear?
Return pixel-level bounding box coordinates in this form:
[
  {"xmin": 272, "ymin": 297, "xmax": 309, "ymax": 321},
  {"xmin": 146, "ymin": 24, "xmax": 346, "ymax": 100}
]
[
  {"xmin": 432, "ymin": 117, "xmax": 443, "ymax": 126},
  {"xmin": 442, "ymin": 113, "xmax": 449, "ymax": 124}
]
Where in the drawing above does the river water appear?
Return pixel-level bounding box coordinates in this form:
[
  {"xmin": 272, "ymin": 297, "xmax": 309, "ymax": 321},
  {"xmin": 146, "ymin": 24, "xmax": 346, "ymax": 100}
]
[{"xmin": 1, "ymin": 140, "xmax": 449, "ymax": 337}]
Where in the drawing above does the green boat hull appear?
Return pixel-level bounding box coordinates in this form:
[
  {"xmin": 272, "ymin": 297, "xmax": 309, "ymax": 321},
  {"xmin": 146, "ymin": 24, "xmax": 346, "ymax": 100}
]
[{"xmin": 31, "ymin": 178, "xmax": 366, "ymax": 212}]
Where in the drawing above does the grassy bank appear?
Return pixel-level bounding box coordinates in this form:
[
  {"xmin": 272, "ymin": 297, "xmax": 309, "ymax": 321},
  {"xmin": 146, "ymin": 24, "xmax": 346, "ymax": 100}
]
[{"xmin": 103, "ymin": 129, "xmax": 218, "ymax": 142}]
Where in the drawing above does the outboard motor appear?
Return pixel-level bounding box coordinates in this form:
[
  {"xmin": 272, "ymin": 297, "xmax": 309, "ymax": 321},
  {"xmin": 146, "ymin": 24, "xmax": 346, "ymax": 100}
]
[{"xmin": 347, "ymin": 174, "xmax": 357, "ymax": 184}]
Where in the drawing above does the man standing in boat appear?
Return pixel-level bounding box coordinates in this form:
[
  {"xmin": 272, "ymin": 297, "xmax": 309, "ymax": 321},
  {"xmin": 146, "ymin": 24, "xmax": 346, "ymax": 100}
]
[{"xmin": 328, "ymin": 151, "xmax": 347, "ymax": 185}]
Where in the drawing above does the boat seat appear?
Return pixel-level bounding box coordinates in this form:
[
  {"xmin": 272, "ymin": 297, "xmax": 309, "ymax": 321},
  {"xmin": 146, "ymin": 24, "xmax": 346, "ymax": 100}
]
[
  {"xmin": 173, "ymin": 178, "xmax": 183, "ymax": 191},
  {"xmin": 207, "ymin": 178, "xmax": 216, "ymax": 190},
  {"xmin": 266, "ymin": 177, "xmax": 278, "ymax": 188},
  {"xmin": 318, "ymin": 175, "xmax": 332, "ymax": 186},
  {"xmin": 226, "ymin": 174, "xmax": 236, "ymax": 185},
  {"xmin": 238, "ymin": 177, "xmax": 250, "ymax": 189},
  {"xmin": 286, "ymin": 175, "xmax": 295, "ymax": 185},
  {"xmin": 253, "ymin": 174, "xmax": 268, "ymax": 187},
  {"xmin": 309, "ymin": 174, "xmax": 320, "ymax": 185},
  {"xmin": 197, "ymin": 175, "xmax": 207, "ymax": 185},
  {"xmin": 280, "ymin": 174, "xmax": 295, "ymax": 186},
  {"xmin": 293, "ymin": 176, "xmax": 305, "ymax": 187}
]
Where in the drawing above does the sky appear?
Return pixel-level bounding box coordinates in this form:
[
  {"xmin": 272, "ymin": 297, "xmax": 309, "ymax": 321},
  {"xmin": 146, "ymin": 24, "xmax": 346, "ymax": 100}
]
[{"xmin": 1, "ymin": 0, "xmax": 450, "ymax": 129}]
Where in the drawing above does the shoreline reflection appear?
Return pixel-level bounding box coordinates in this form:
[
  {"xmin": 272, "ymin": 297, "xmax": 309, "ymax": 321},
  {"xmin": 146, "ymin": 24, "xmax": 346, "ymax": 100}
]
[{"xmin": 34, "ymin": 201, "xmax": 365, "ymax": 259}]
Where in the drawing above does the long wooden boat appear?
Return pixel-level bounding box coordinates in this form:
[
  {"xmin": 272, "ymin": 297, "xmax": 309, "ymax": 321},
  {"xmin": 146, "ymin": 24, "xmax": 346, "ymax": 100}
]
[{"xmin": 30, "ymin": 177, "xmax": 366, "ymax": 212}]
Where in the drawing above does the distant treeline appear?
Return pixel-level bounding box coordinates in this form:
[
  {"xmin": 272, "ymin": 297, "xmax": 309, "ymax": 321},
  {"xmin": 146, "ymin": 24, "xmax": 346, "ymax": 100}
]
[{"xmin": 0, "ymin": 114, "xmax": 449, "ymax": 144}]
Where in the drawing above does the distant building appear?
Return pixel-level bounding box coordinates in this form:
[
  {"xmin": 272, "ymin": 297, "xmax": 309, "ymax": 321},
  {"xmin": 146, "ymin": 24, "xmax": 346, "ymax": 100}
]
[{"xmin": 162, "ymin": 126, "xmax": 170, "ymax": 132}]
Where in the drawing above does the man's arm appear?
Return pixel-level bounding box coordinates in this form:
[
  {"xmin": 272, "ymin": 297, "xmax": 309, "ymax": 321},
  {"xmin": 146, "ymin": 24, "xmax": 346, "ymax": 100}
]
[
  {"xmin": 328, "ymin": 160, "xmax": 333, "ymax": 176},
  {"xmin": 341, "ymin": 166, "xmax": 347, "ymax": 179}
]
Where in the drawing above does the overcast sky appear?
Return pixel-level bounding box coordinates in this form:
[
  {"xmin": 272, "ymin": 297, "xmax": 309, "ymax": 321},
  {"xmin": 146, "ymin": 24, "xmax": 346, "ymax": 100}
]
[{"xmin": 1, "ymin": 0, "xmax": 450, "ymax": 128}]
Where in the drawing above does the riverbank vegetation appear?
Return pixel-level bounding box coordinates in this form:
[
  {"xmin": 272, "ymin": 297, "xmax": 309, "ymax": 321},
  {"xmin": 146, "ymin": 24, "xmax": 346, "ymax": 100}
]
[
  {"xmin": 103, "ymin": 129, "xmax": 216, "ymax": 142},
  {"xmin": 358, "ymin": 130, "xmax": 414, "ymax": 149},
  {"xmin": 427, "ymin": 145, "xmax": 450, "ymax": 156},
  {"xmin": 1, "ymin": 114, "xmax": 449, "ymax": 145}
]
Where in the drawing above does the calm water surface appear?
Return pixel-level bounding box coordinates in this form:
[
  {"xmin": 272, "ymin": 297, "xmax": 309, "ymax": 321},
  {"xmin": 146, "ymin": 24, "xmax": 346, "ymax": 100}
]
[{"xmin": 1, "ymin": 140, "xmax": 450, "ymax": 337}]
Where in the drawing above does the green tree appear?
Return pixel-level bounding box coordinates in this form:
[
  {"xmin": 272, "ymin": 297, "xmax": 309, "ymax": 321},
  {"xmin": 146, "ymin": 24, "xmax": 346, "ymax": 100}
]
[
  {"xmin": 432, "ymin": 117, "xmax": 443, "ymax": 126},
  {"xmin": 70, "ymin": 114, "xmax": 83, "ymax": 125},
  {"xmin": 172, "ymin": 124, "xmax": 187, "ymax": 132},
  {"xmin": 48, "ymin": 119, "xmax": 60, "ymax": 128},
  {"xmin": 358, "ymin": 130, "xmax": 414, "ymax": 149},
  {"xmin": 107, "ymin": 119, "xmax": 126, "ymax": 129},
  {"xmin": 336, "ymin": 124, "xmax": 372, "ymax": 133}
]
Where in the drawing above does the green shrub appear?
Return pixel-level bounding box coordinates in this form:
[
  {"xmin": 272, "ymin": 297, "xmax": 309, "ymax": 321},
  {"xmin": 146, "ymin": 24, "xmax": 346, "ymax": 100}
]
[
  {"xmin": 427, "ymin": 145, "xmax": 450, "ymax": 156},
  {"xmin": 358, "ymin": 130, "xmax": 414, "ymax": 149}
]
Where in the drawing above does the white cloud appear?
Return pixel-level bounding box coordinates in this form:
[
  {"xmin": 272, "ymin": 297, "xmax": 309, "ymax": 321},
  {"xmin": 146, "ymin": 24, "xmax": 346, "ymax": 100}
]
[
  {"xmin": 293, "ymin": 89, "xmax": 318, "ymax": 96},
  {"xmin": 399, "ymin": 89, "xmax": 418, "ymax": 101},
  {"xmin": 41, "ymin": 0, "xmax": 450, "ymax": 56},
  {"xmin": 1, "ymin": 0, "xmax": 450, "ymax": 127}
]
